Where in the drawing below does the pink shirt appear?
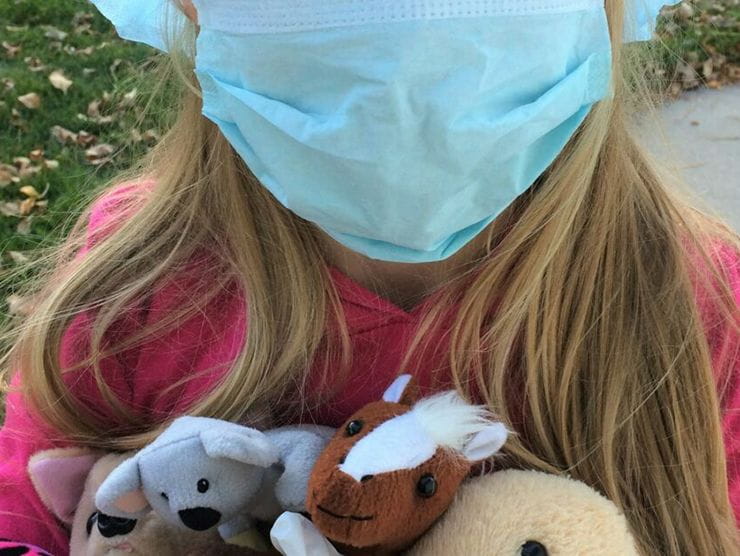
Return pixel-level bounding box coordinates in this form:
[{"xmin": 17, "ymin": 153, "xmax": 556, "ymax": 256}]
[{"xmin": 1, "ymin": 186, "xmax": 738, "ymax": 554}]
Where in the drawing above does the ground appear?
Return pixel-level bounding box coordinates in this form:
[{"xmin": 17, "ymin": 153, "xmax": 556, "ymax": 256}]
[{"xmin": 636, "ymin": 84, "xmax": 740, "ymax": 231}]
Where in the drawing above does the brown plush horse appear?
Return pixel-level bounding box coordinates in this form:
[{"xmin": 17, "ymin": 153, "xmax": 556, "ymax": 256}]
[{"xmin": 293, "ymin": 375, "xmax": 508, "ymax": 555}]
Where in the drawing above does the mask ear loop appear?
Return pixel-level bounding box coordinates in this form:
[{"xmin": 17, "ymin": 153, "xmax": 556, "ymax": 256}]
[{"xmin": 176, "ymin": 0, "xmax": 199, "ymax": 24}]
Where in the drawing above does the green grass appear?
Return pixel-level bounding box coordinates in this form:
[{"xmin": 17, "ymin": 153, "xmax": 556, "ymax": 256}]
[
  {"xmin": 654, "ymin": 0, "xmax": 740, "ymax": 94},
  {"xmin": 0, "ymin": 0, "xmax": 165, "ymax": 266}
]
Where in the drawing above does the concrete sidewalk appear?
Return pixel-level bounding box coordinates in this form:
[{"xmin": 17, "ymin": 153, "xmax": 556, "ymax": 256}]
[{"xmin": 635, "ymin": 84, "xmax": 739, "ymax": 231}]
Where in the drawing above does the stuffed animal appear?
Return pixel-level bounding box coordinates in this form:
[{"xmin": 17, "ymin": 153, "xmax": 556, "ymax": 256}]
[
  {"xmin": 407, "ymin": 469, "xmax": 639, "ymax": 555},
  {"xmin": 27, "ymin": 448, "xmax": 255, "ymax": 556},
  {"xmin": 272, "ymin": 375, "xmax": 509, "ymax": 555},
  {"xmin": 271, "ymin": 468, "xmax": 639, "ymax": 556},
  {"xmin": 95, "ymin": 417, "xmax": 333, "ymax": 543}
]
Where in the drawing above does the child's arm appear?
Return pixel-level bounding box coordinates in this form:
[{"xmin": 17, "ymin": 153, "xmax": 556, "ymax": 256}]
[
  {"xmin": 0, "ymin": 378, "xmax": 85, "ymax": 553},
  {"xmin": 699, "ymin": 243, "xmax": 740, "ymax": 521},
  {"xmin": 0, "ymin": 183, "xmax": 244, "ymax": 552}
]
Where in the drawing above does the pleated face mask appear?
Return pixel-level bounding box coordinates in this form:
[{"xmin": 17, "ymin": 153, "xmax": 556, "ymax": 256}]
[{"xmin": 91, "ymin": 0, "xmax": 678, "ymax": 263}]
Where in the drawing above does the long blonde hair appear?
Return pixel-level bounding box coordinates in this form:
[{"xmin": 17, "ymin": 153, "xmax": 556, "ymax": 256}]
[{"xmin": 3, "ymin": 0, "xmax": 738, "ymax": 553}]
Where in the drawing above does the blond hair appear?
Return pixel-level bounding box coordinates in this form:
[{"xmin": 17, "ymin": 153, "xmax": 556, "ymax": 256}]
[{"xmin": 3, "ymin": 0, "xmax": 738, "ymax": 553}]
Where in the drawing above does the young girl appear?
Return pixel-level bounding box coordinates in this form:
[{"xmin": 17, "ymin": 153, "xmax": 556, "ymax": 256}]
[{"xmin": 1, "ymin": 0, "xmax": 738, "ymax": 554}]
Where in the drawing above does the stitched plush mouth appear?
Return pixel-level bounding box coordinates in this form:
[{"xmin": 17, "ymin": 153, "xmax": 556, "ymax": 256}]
[{"xmin": 317, "ymin": 505, "xmax": 374, "ymax": 522}]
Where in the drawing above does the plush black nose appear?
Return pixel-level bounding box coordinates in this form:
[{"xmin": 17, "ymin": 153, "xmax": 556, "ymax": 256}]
[
  {"xmin": 178, "ymin": 507, "xmax": 222, "ymax": 531},
  {"xmin": 96, "ymin": 513, "xmax": 137, "ymax": 537}
]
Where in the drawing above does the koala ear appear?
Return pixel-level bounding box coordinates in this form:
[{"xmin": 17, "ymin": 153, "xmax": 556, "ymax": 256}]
[
  {"xmin": 382, "ymin": 374, "xmax": 418, "ymax": 406},
  {"xmin": 200, "ymin": 425, "xmax": 279, "ymax": 468},
  {"xmin": 462, "ymin": 423, "xmax": 509, "ymax": 462},
  {"xmin": 95, "ymin": 456, "xmax": 150, "ymax": 517},
  {"xmin": 28, "ymin": 448, "xmax": 101, "ymax": 525}
]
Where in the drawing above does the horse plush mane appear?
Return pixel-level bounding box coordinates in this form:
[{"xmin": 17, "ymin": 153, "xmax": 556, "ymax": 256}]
[{"xmin": 272, "ymin": 375, "xmax": 508, "ymax": 555}]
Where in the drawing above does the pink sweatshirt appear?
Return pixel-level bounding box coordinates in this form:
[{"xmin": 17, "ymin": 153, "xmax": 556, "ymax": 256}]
[{"xmin": 1, "ymin": 185, "xmax": 738, "ymax": 554}]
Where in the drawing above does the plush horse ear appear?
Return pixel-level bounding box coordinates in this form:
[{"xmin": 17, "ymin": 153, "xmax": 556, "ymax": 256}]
[
  {"xmin": 28, "ymin": 448, "xmax": 101, "ymax": 525},
  {"xmin": 200, "ymin": 425, "xmax": 280, "ymax": 468},
  {"xmin": 382, "ymin": 374, "xmax": 419, "ymax": 405},
  {"xmin": 95, "ymin": 456, "xmax": 150, "ymax": 517},
  {"xmin": 462, "ymin": 422, "xmax": 509, "ymax": 462}
]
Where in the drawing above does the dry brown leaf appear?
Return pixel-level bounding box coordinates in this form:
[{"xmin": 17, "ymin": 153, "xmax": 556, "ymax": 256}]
[
  {"xmin": 87, "ymin": 99, "xmax": 102, "ymax": 119},
  {"xmin": 0, "ymin": 169, "xmax": 13, "ymax": 187},
  {"xmin": 29, "ymin": 149, "xmax": 44, "ymax": 161},
  {"xmin": 13, "ymin": 157, "xmax": 31, "ymax": 171},
  {"xmin": 119, "ymin": 88, "xmax": 138, "ymax": 108},
  {"xmin": 19, "ymin": 198, "xmax": 36, "ymax": 216},
  {"xmin": 17, "ymin": 92, "xmax": 41, "ymax": 109},
  {"xmin": 25, "ymin": 57, "xmax": 47, "ymax": 73},
  {"xmin": 85, "ymin": 144, "xmax": 115, "ymax": 165},
  {"xmin": 10, "ymin": 108, "xmax": 28, "ymax": 131},
  {"xmin": 43, "ymin": 26, "xmax": 68, "ymax": 41},
  {"xmin": 51, "ymin": 125, "xmax": 78, "ymax": 144},
  {"xmin": 44, "ymin": 159, "xmax": 60, "ymax": 170},
  {"xmin": 7, "ymin": 294, "xmax": 33, "ymax": 316},
  {"xmin": 2, "ymin": 41, "xmax": 21, "ymax": 58},
  {"xmin": 142, "ymin": 129, "xmax": 161, "ymax": 144},
  {"xmin": 2, "ymin": 77, "xmax": 14, "ymax": 90},
  {"xmin": 7, "ymin": 251, "xmax": 30, "ymax": 264},
  {"xmin": 49, "ymin": 70, "xmax": 73, "ymax": 93},
  {"xmin": 0, "ymin": 202, "xmax": 21, "ymax": 217},
  {"xmin": 20, "ymin": 185, "xmax": 41, "ymax": 199},
  {"xmin": 77, "ymin": 130, "xmax": 97, "ymax": 147},
  {"xmin": 16, "ymin": 218, "xmax": 32, "ymax": 235}
]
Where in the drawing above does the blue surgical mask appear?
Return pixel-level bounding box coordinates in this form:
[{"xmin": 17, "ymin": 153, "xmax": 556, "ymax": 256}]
[{"xmin": 91, "ymin": 0, "xmax": 678, "ymax": 263}]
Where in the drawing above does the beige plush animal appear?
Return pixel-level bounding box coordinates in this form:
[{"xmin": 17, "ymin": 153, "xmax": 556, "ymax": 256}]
[
  {"xmin": 28, "ymin": 449, "xmax": 262, "ymax": 556},
  {"xmin": 407, "ymin": 469, "xmax": 638, "ymax": 555}
]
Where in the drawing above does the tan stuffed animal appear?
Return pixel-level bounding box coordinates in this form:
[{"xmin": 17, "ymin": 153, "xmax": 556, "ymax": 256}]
[
  {"xmin": 28, "ymin": 449, "xmax": 261, "ymax": 556},
  {"xmin": 407, "ymin": 469, "xmax": 638, "ymax": 555}
]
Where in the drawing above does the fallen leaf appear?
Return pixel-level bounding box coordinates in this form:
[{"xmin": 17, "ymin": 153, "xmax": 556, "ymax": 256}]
[
  {"xmin": 43, "ymin": 26, "xmax": 68, "ymax": 41},
  {"xmin": 13, "ymin": 157, "xmax": 31, "ymax": 171},
  {"xmin": 16, "ymin": 218, "xmax": 32, "ymax": 235},
  {"xmin": 49, "ymin": 70, "xmax": 73, "ymax": 93},
  {"xmin": 8, "ymin": 251, "xmax": 30, "ymax": 264},
  {"xmin": 1, "ymin": 77, "xmax": 14, "ymax": 90},
  {"xmin": 25, "ymin": 57, "xmax": 46, "ymax": 73},
  {"xmin": 77, "ymin": 131, "xmax": 97, "ymax": 147},
  {"xmin": 0, "ymin": 169, "xmax": 13, "ymax": 187},
  {"xmin": 0, "ymin": 202, "xmax": 20, "ymax": 217},
  {"xmin": 142, "ymin": 129, "xmax": 160, "ymax": 144},
  {"xmin": 85, "ymin": 144, "xmax": 115, "ymax": 165},
  {"xmin": 7, "ymin": 294, "xmax": 32, "ymax": 316},
  {"xmin": 20, "ymin": 185, "xmax": 41, "ymax": 199},
  {"xmin": 10, "ymin": 108, "xmax": 28, "ymax": 131},
  {"xmin": 119, "ymin": 88, "xmax": 138, "ymax": 108},
  {"xmin": 51, "ymin": 125, "xmax": 77, "ymax": 144},
  {"xmin": 17, "ymin": 92, "xmax": 41, "ymax": 109},
  {"xmin": 44, "ymin": 160, "xmax": 60, "ymax": 170},
  {"xmin": 19, "ymin": 197, "xmax": 36, "ymax": 216},
  {"xmin": 29, "ymin": 149, "xmax": 44, "ymax": 161},
  {"xmin": 5, "ymin": 25, "xmax": 28, "ymax": 32},
  {"xmin": 1, "ymin": 41, "xmax": 21, "ymax": 58}
]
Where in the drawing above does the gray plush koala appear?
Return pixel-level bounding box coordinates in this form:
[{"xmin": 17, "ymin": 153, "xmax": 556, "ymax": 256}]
[{"xmin": 95, "ymin": 416, "xmax": 334, "ymax": 541}]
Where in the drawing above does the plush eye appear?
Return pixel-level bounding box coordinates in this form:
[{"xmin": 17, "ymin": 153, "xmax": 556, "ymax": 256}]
[
  {"xmin": 86, "ymin": 511, "xmax": 98, "ymax": 535},
  {"xmin": 416, "ymin": 474, "xmax": 437, "ymax": 498},
  {"xmin": 197, "ymin": 478, "xmax": 210, "ymax": 493},
  {"xmin": 520, "ymin": 541, "xmax": 548, "ymax": 556},
  {"xmin": 345, "ymin": 420, "xmax": 363, "ymax": 436}
]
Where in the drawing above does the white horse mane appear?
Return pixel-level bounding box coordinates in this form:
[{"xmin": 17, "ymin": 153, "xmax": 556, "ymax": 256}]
[{"xmin": 410, "ymin": 391, "xmax": 495, "ymax": 452}]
